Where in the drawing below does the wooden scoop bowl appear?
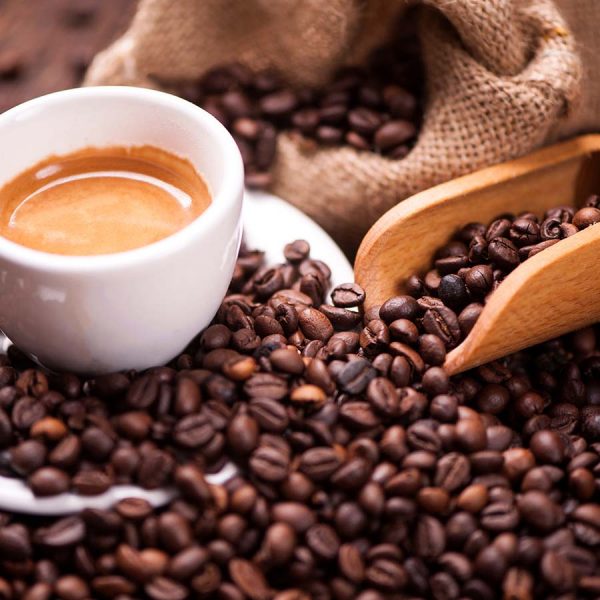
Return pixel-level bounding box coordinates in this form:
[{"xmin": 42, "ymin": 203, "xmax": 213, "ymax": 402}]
[{"xmin": 355, "ymin": 135, "xmax": 600, "ymax": 375}]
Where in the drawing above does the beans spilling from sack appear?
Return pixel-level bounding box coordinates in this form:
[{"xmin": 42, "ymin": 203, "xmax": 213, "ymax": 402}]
[
  {"xmin": 0, "ymin": 223, "xmax": 599, "ymax": 597},
  {"xmin": 403, "ymin": 196, "xmax": 600, "ymax": 351},
  {"xmin": 178, "ymin": 18, "xmax": 423, "ymax": 189}
]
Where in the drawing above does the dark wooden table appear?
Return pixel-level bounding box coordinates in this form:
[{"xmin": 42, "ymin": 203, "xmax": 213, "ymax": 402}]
[{"xmin": 0, "ymin": 0, "xmax": 137, "ymax": 112}]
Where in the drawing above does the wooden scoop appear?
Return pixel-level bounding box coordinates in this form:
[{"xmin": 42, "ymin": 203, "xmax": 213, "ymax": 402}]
[{"xmin": 355, "ymin": 135, "xmax": 600, "ymax": 375}]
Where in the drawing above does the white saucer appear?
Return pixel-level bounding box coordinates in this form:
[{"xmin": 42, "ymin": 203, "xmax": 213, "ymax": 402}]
[{"xmin": 0, "ymin": 190, "xmax": 353, "ymax": 515}]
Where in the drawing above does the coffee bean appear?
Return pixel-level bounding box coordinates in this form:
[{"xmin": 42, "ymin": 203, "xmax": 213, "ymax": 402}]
[
  {"xmin": 34, "ymin": 516, "xmax": 85, "ymax": 548},
  {"xmin": 137, "ymin": 449, "xmax": 174, "ymax": 489},
  {"xmin": 415, "ymin": 516, "xmax": 446, "ymax": 559},
  {"xmin": 456, "ymin": 418, "xmax": 487, "ymax": 452},
  {"xmin": 306, "ymin": 524, "xmax": 340, "ymax": 560},
  {"xmin": 81, "ymin": 426, "xmax": 115, "ymax": 460},
  {"xmin": 480, "ymin": 502, "xmax": 520, "ymax": 532},
  {"xmin": 465, "ymin": 265, "xmax": 493, "ymax": 297},
  {"xmin": 71, "ymin": 469, "xmax": 111, "ymax": 495},
  {"xmin": 271, "ymin": 503, "xmax": 316, "ymax": 533},
  {"xmin": 374, "ymin": 120, "xmax": 416, "ymax": 150},
  {"xmin": 435, "ymin": 453, "xmax": 471, "ymax": 491},
  {"xmin": 29, "ymin": 467, "xmax": 70, "ymax": 496},
  {"xmin": 360, "ymin": 320, "xmax": 390, "ymax": 354},
  {"xmin": 126, "ymin": 374, "xmax": 159, "ymax": 409},
  {"xmin": 541, "ymin": 550, "xmax": 576, "ymax": 591},
  {"xmin": 510, "ymin": 218, "xmax": 540, "ymax": 246},
  {"xmin": 244, "ymin": 373, "xmax": 288, "ymax": 400},
  {"xmin": 477, "ymin": 384, "xmax": 509, "ymax": 414},
  {"xmin": 298, "ymin": 308, "xmax": 334, "ymax": 342},
  {"xmin": 0, "ymin": 524, "xmax": 31, "ymax": 561},
  {"xmin": 229, "ymin": 558, "xmax": 272, "ymax": 600},
  {"xmin": 571, "ymin": 503, "xmax": 600, "ymax": 546},
  {"xmin": 9, "ymin": 440, "xmax": 46, "ymax": 475},
  {"xmin": 49, "ymin": 435, "xmax": 81, "ymax": 470},
  {"xmin": 422, "ymin": 306, "xmax": 461, "ymax": 349},
  {"xmin": 12, "ymin": 396, "xmax": 46, "ymax": 430},
  {"xmin": 438, "ymin": 275, "xmax": 469, "ymax": 310},
  {"xmin": 418, "ymin": 334, "xmax": 446, "ymax": 366},
  {"xmin": 299, "ymin": 447, "xmax": 342, "ymax": 481},
  {"xmin": 573, "ymin": 206, "xmax": 600, "ymax": 229},
  {"xmin": 458, "ymin": 303, "xmax": 484, "ymax": 336},
  {"xmin": 337, "ymin": 358, "xmax": 377, "ymax": 394},
  {"xmin": 30, "ymin": 416, "xmax": 67, "ymax": 442},
  {"xmin": 487, "ymin": 237, "xmax": 520, "ymax": 270},
  {"xmin": 250, "ymin": 445, "xmax": 289, "ymax": 482},
  {"xmin": 260, "ymin": 90, "xmax": 297, "ymax": 117},
  {"xmin": 379, "ymin": 296, "xmax": 419, "ymax": 323}
]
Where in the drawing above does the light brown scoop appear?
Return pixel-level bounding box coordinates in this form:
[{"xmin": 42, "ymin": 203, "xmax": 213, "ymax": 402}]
[{"xmin": 355, "ymin": 134, "xmax": 600, "ymax": 375}]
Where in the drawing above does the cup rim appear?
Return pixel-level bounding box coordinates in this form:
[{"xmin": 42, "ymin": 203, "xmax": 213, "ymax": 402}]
[{"xmin": 0, "ymin": 86, "xmax": 244, "ymax": 273}]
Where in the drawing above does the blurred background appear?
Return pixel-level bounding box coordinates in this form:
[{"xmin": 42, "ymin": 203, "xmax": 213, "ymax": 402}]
[{"xmin": 0, "ymin": 0, "xmax": 136, "ymax": 112}]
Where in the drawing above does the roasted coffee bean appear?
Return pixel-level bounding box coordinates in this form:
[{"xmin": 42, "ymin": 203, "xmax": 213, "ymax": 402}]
[
  {"xmin": 366, "ymin": 377, "xmax": 400, "ymax": 417},
  {"xmin": 435, "ymin": 453, "xmax": 471, "ymax": 491},
  {"xmin": 415, "ymin": 516, "xmax": 446, "ymax": 559},
  {"xmin": 422, "ymin": 306, "xmax": 461, "ymax": 349},
  {"xmin": 485, "ymin": 218, "xmax": 512, "ymax": 241},
  {"xmin": 250, "ymin": 445, "xmax": 290, "ymax": 482},
  {"xmin": 388, "ymin": 319, "xmax": 418, "ymax": 345},
  {"xmin": 271, "ymin": 503, "xmax": 316, "ymax": 533},
  {"xmin": 12, "ymin": 396, "xmax": 46, "ymax": 430},
  {"xmin": 81, "ymin": 426, "xmax": 115, "ymax": 461},
  {"xmin": 379, "ymin": 295, "xmax": 419, "ymax": 323},
  {"xmin": 487, "ymin": 237, "xmax": 520, "ymax": 270},
  {"xmin": 299, "ymin": 447, "xmax": 342, "ymax": 481},
  {"xmin": 137, "ymin": 449, "xmax": 174, "ymax": 488},
  {"xmin": 49, "ymin": 435, "xmax": 81, "ymax": 470},
  {"xmin": 244, "ymin": 373, "xmax": 288, "ymax": 400},
  {"xmin": 573, "ymin": 206, "xmax": 600, "ymax": 229},
  {"xmin": 465, "ymin": 264, "xmax": 493, "ymax": 297},
  {"xmin": 298, "ymin": 308, "xmax": 333, "ymax": 342},
  {"xmin": 72, "ymin": 470, "xmax": 112, "ymax": 495},
  {"xmin": 374, "ymin": 119, "xmax": 416, "ymax": 150},
  {"xmin": 283, "ymin": 240, "xmax": 310, "ymax": 263},
  {"xmin": 458, "ymin": 302, "xmax": 484, "ymax": 336},
  {"xmin": 29, "ymin": 467, "xmax": 70, "ymax": 496},
  {"xmin": 360, "ymin": 320, "xmax": 390, "ymax": 354},
  {"xmin": 34, "ymin": 516, "xmax": 85, "ymax": 548},
  {"xmin": 438, "ymin": 274, "xmax": 469, "ymax": 310},
  {"xmin": 173, "ymin": 414, "xmax": 213, "ymax": 448},
  {"xmin": 9, "ymin": 440, "xmax": 46, "ymax": 475},
  {"xmin": 124, "ymin": 374, "xmax": 158, "ymax": 409},
  {"xmin": 229, "ymin": 558, "xmax": 272, "ymax": 600},
  {"xmin": 306, "ymin": 524, "xmax": 340, "ymax": 560},
  {"xmin": 518, "ymin": 490, "xmax": 564, "ymax": 532},
  {"xmin": 249, "ymin": 398, "xmax": 289, "ymax": 432},
  {"xmin": 416, "ymin": 334, "xmax": 445, "ymax": 367},
  {"xmin": 331, "ymin": 283, "xmax": 366, "ymax": 308}
]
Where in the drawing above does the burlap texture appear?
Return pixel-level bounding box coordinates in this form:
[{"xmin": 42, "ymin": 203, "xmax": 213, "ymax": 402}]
[{"xmin": 85, "ymin": 0, "xmax": 586, "ymax": 254}]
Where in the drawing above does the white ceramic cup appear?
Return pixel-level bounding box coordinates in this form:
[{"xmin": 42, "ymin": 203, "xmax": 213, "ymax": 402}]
[{"xmin": 0, "ymin": 87, "xmax": 244, "ymax": 373}]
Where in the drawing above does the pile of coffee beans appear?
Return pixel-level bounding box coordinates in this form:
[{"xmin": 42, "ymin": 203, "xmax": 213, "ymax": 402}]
[
  {"xmin": 404, "ymin": 196, "xmax": 600, "ymax": 351},
  {"xmin": 0, "ymin": 218, "xmax": 599, "ymax": 598},
  {"xmin": 180, "ymin": 17, "xmax": 422, "ymax": 189}
]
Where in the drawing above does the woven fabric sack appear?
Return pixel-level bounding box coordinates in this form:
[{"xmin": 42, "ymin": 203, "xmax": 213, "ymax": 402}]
[{"xmin": 85, "ymin": 0, "xmax": 586, "ymax": 254}]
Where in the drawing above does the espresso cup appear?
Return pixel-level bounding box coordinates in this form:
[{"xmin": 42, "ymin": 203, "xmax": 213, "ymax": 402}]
[{"xmin": 0, "ymin": 87, "xmax": 244, "ymax": 373}]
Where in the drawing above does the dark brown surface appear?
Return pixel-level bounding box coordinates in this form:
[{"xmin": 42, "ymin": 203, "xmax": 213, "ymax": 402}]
[{"xmin": 0, "ymin": 0, "xmax": 137, "ymax": 112}]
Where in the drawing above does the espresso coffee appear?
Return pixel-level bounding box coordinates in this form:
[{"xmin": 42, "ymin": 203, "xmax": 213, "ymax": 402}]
[{"xmin": 0, "ymin": 145, "xmax": 212, "ymax": 255}]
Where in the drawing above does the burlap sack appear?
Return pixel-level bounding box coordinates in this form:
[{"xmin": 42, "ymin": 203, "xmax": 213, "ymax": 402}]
[{"xmin": 85, "ymin": 0, "xmax": 588, "ymax": 255}]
